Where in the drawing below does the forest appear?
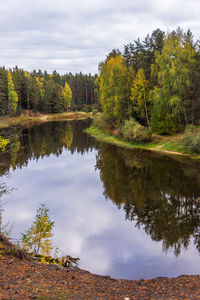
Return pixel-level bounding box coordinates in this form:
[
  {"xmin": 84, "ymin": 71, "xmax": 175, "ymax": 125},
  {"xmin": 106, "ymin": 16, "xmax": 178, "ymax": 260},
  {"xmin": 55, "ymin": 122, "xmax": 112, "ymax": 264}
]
[
  {"xmin": 95, "ymin": 28, "xmax": 200, "ymax": 137},
  {"xmin": 0, "ymin": 68, "xmax": 98, "ymax": 115},
  {"xmin": 1, "ymin": 27, "xmax": 200, "ymax": 154}
]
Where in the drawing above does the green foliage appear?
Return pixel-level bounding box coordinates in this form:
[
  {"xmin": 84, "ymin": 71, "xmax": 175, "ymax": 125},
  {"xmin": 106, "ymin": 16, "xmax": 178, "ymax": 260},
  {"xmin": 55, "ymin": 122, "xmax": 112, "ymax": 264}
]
[
  {"xmin": 121, "ymin": 118, "xmax": 150, "ymax": 142},
  {"xmin": 97, "ymin": 54, "xmax": 134, "ymax": 123},
  {"xmin": 7, "ymin": 70, "xmax": 18, "ymax": 115},
  {"xmin": 21, "ymin": 204, "xmax": 54, "ymax": 257},
  {"xmin": 151, "ymin": 28, "xmax": 195, "ymax": 133},
  {"xmin": 131, "ymin": 69, "xmax": 151, "ymax": 130},
  {"xmin": 180, "ymin": 126, "xmax": 200, "ymax": 153},
  {"xmin": 0, "ymin": 68, "xmax": 97, "ymax": 116},
  {"xmin": 93, "ymin": 113, "xmax": 110, "ymax": 130},
  {"xmin": 92, "ymin": 108, "xmax": 98, "ymax": 115},
  {"xmin": 0, "ymin": 67, "xmax": 8, "ymax": 115},
  {"xmin": 97, "ymin": 28, "xmax": 200, "ymax": 137},
  {"xmin": 82, "ymin": 105, "xmax": 92, "ymax": 112}
]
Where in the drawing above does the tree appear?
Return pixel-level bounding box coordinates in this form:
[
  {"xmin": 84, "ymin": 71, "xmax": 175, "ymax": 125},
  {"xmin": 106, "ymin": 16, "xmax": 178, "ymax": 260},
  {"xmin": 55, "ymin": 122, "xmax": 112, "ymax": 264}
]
[
  {"xmin": 62, "ymin": 82, "xmax": 72, "ymax": 111},
  {"xmin": 151, "ymin": 28, "xmax": 195, "ymax": 134},
  {"xmin": 24, "ymin": 71, "xmax": 30, "ymax": 110},
  {"xmin": 131, "ymin": 69, "xmax": 151, "ymax": 131},
  {"xmin": 7, "ymin": 70, "xmax": 18, "ymax": 115},
  {"xmin": 0, "ymin": 67, "xmax": 8, "ymax": 115},
  {"xmin": 21, "ymin": 204, "xmax": 54, "ymax": 257},
  {"xmin": 63, "ymin": 124, "xmax": 73, "ymax": 148},
  {"xmin": 98, "ymin": 54, "xmax": 133, "ymax": 123}
]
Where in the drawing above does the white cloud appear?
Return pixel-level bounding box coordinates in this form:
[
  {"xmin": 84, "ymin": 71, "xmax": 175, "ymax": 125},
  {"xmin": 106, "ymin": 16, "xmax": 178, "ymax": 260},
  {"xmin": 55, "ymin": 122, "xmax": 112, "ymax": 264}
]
[{"xmin": 0, "ymin": 1, "xmax": 200, "ymax": 73}]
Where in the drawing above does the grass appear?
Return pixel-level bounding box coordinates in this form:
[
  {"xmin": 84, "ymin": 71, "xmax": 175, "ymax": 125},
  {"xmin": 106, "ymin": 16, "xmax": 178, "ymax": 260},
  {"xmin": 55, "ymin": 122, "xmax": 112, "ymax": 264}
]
[
  {"xmin": 86, "ymin": 126, "xmax": 160, "ymax": 149},
  {"xmin": 86, "ymin": 125, "xmax": 200, "ymax": 159}
]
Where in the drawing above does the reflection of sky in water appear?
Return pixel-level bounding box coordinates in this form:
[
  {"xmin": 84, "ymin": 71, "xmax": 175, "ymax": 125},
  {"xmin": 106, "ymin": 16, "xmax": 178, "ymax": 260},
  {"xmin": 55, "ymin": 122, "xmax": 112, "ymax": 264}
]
[{"xmin": 2, "ymin": 149, "xmax": 200, "ymax": 280}]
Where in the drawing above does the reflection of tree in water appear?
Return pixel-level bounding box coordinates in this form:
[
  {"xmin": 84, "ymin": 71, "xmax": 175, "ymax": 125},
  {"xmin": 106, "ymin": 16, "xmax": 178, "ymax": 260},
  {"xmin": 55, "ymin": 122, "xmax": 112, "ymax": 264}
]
[
  {"xmin": 0, "ymin": 180, "xmax": 13, "ymax": 236},
  {"xmin": 0, "ymin": 136, "xmax": 9, "ymax": 151},
  {"xmin": 0, "ymin": 120, "xmax": 97, "ymax": 177},
  {"xmin": 0, "ymin": 119, "xmax": 97, "ymax": 234},
  {"xmin": 0, "ymin": 182, "xmax": 8, "ymax": 233},
  {"xmin": 96, "ymin": 143, "xmax": 200, "ymax": 256},
  {"xmin": 0, "ymin": 139, "xmax": 10, "ymax": 234}
]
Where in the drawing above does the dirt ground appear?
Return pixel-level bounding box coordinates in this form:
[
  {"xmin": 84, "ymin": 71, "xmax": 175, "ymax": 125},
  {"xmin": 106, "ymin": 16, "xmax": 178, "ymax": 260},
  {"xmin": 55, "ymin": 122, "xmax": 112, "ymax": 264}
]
[{"xmin": 0, "ymin": 237, "xmax": 200, "ymax": 300}]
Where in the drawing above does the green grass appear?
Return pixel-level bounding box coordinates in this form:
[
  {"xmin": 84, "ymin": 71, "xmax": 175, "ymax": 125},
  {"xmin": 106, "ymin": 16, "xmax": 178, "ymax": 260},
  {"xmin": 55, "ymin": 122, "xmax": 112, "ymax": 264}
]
[
  {"xmin": 86, "ymin": 125, "xmax": 200, "ymax": 160},
  {"xmin": 86, "ymin": 126, "xmax": 159, "ymax": 150},
  {"xmin": 160, "ymin": 141, "xmax": 185, "ymax": 152}
]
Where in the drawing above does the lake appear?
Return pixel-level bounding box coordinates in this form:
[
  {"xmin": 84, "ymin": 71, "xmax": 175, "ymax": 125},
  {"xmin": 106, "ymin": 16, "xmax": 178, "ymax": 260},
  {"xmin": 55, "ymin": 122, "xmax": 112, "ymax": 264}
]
[{"xmin": 0, "ymin": 119, "xmax": 200, "ymax": 280}]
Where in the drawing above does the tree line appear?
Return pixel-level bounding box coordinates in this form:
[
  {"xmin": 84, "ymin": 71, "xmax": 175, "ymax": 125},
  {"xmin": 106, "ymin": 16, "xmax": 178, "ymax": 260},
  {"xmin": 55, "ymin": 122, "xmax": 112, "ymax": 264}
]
[
  {"xmin": 96, "ymin": 28, "xmax": 200, "ymax": 134},
  {"xmin": 0, "ymin": 67, "xmax": 98, "ymax": 116}
]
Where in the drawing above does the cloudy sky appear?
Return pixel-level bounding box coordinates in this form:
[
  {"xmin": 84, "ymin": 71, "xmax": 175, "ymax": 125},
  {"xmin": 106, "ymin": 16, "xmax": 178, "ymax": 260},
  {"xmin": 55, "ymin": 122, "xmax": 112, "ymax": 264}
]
[{"xmin": 0, "ymin": 0, "xmax": 200, "ymax": 74}]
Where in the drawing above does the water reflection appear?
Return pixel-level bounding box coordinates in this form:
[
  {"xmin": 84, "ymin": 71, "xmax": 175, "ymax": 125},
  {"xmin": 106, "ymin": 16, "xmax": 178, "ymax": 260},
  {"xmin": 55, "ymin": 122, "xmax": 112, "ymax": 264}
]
[
  {"xmin": 96, "ymin": 143, "xmax": 200, "ymax": 256},
  {"xmin": 0, "ymin": 120, "xmax": 200, "ymax": 279},
  {"xmin": 0, "ymin": 119, "xmax": 96, "ymax": 175}
]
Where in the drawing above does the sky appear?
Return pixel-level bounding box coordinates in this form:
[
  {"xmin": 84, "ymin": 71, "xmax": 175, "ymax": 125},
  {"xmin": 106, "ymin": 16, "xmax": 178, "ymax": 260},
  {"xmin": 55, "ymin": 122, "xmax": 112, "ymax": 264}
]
[{"xmin": 0, "ymin": 0, "xmax": 200, "ymax": 75}]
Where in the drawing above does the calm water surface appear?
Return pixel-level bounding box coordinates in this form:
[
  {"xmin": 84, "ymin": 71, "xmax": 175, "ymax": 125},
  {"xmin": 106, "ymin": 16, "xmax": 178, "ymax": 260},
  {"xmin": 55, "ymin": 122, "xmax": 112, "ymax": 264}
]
[{"xmin": 0, "ymin": 120, "xmax": 200, "ymax": 279}]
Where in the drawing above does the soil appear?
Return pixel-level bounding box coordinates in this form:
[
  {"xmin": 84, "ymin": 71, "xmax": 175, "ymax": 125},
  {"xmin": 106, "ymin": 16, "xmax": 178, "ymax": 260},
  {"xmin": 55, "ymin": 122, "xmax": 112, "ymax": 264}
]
[
  {"xmin": 0, "ymin": 111, "xmax": 93, "ymax": 130},
  {"xmin": 0, "ymin": 236, "xmax": 200, "ymax": 299}
]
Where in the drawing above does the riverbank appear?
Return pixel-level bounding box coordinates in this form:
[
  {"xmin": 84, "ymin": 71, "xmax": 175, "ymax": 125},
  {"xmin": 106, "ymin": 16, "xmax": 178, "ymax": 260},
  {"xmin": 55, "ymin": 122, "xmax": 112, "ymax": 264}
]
[
  {"xmin": 0, "ymin": 111, "xmax": 93, "ymax": 130},
  {"xmin": 0, "ymin": 235, "xmax": 199, "ymax": 299},
  {"xmin": 86, "ymin": 125, "xmax": 200, "ymax": 160}
]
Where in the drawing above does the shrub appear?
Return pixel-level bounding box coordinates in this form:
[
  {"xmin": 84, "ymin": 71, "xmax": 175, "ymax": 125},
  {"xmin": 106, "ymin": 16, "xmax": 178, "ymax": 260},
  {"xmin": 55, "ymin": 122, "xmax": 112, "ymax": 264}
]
[
  {"xmin": 93, "ymin": 113, "xmax": 110, "ymax": 130},
  {"xmin": 82, "ymin": 105, "xmax": 92, "ymax": 112},
  {"xmin": 92, "ymin": 108, "xmax": 98, "ymax": 115},
  {"xmin": 121, "ymin": 118, "xmax": 151, "ymax": 143},
  {"xmin": 21, "ymin": 204, "xmax": 54, "ymax": 257},
  {"xmin": 180, "ymin": 126, "xmax": 200, "ymax": 153}
]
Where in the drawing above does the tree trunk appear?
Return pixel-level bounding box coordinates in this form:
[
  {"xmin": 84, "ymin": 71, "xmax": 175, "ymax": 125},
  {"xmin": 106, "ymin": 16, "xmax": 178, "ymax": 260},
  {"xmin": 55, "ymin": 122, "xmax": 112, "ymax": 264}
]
[{"xmin": 144, "ymin": 97, "xmax": 150, "ymax": 132}]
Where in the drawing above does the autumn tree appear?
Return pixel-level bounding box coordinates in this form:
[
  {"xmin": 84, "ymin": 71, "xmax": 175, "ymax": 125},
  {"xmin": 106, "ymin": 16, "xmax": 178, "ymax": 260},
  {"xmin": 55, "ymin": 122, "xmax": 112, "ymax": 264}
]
[
  {"xmin": 7, "ymin": 70, "xmax": 18, "ymax": 115},
  {"xmin": 131, "ymin": 69, "xmax": 151, "ymax": 131},
  {"xmin": 62, "ymin": 82, "xmax": 72, "ymax": 111},
  {"xmin": 21, "ymin": 204, "xmax": 54, "ymax": 258},
  {"xmin": 98, "ymin": 54, "xmax": 134, "ymax": 123}
]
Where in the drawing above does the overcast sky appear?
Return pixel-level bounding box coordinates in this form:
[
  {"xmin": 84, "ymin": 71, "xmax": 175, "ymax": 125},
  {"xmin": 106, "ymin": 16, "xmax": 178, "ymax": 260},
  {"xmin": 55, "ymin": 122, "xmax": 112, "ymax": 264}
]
[{"xmin": 0, "ymin": 0, "xmax": 200, "ymax": 75}]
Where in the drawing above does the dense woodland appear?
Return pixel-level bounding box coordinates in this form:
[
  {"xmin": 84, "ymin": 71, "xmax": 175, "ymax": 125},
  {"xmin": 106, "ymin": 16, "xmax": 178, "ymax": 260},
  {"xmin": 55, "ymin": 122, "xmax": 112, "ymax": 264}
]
[
  {"xmin": 96, "ymin": 28, "xmax": 200, "ymax": 134},
  {"xmin": 0, "ymin": 68, "xmax": 98, "ymax": 115},
  {"xmin": 1, "ymin": 27, "xmax": 200, "ymax": 137}
]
